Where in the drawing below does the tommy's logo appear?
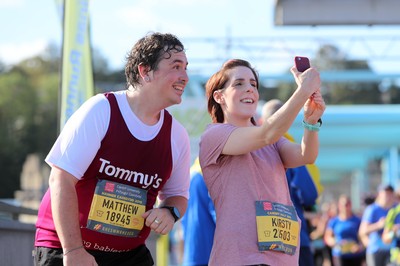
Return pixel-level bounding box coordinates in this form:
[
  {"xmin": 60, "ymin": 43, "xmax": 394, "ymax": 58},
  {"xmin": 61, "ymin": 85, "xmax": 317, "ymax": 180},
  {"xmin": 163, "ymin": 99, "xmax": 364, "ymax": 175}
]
[{"xmin": 99, "ymin": 158, "xmax": 162, "ymax": 189}]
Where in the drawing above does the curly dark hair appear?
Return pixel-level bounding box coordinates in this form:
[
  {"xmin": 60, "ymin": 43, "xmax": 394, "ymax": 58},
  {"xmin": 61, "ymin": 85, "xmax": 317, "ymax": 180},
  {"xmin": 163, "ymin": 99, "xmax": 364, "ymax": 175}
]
[
  {"xmin": 124, "ymin": 32, "xmax": 185, "ymax": 87},
  {"xmin": 205, "ymin": 59, "xmax": 259, "ymax": 125}
]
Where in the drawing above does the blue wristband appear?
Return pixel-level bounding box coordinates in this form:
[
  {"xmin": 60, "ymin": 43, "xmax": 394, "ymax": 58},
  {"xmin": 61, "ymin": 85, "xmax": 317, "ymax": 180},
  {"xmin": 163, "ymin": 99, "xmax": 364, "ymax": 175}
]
[{"xmin": 302, "ymin": 118, "xmax": 322, "ymax": 132}]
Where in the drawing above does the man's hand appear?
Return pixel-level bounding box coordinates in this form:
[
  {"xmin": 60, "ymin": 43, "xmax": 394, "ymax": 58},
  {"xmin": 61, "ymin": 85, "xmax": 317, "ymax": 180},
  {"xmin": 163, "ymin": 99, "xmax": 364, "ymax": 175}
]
[{"xmin": 142, "ymin": 208, "xmax": 174, "ymax": 235}]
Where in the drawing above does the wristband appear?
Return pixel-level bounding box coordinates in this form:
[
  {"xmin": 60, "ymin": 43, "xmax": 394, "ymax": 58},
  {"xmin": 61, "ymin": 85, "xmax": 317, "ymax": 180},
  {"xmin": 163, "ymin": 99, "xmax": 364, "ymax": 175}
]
[
  {"xmin": 63, "ymin": 245, "xmax": 84, "ymax": 256},
  {"xmin": 302, "ymin": 118, "xmax": 322, "ymax": 132}
]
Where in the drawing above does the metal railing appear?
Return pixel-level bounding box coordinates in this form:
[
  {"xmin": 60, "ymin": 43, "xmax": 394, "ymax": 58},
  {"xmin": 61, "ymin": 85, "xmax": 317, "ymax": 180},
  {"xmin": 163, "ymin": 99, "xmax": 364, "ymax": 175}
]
[{"xmin": 0, "ymin": 201, "xmax": 37, "ymax": 266}]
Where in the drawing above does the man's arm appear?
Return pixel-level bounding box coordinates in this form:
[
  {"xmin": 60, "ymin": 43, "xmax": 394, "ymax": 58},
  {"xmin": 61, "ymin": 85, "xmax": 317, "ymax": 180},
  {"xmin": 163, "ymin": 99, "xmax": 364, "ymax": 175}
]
[
  {"xmin": 358, "ymin": 217, "xmax": 386, "ymax": 247},
  {"xmin": 49, "ymin": 166, "xmax": 97, "ymax": 265}
]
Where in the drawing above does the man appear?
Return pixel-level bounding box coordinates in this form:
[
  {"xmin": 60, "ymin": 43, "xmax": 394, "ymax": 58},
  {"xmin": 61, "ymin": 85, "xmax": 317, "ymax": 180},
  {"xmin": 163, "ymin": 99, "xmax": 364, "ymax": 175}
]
[
  {"xmin": 359, "ymin": 184, "xmax": 397, "ymax": 266},
  {"xmin": 383, "ymin": 200, "xmax": 400, "ymax": 265},
  {"xmin": 34, "ymin": 32, "xmax": 191, "ymax": 266}
]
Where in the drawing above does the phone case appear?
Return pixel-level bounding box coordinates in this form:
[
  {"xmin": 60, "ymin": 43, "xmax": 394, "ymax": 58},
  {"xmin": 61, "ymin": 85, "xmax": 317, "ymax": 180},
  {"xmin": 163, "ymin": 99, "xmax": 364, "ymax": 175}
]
[{"xmin": 295, "ymin": 56, "xmax": 310, "ymax": 72}]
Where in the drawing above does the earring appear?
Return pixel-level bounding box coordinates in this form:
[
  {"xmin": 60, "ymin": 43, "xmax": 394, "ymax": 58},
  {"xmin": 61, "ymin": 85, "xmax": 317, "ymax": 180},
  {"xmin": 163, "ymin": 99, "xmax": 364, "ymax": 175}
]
[{"xmin": 144, "ymin": 76, "xmax": 150, "ymax": 82}]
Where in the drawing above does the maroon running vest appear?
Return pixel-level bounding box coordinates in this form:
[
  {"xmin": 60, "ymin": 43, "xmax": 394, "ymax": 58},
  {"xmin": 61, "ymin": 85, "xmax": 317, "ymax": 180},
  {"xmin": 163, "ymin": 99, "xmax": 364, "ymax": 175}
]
[{"xmin": 35, "ymin": 92, "xmax": 173, "ymax": 251}]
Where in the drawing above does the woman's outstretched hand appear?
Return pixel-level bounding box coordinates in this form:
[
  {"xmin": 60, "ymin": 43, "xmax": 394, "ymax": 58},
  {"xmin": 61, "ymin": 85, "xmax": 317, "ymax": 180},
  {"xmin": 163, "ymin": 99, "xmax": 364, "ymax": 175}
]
[
  {"xmin": 290, "ymin": 66, "xmax": 321, "ymax": 97},
  {"xmin": 304, "ymin": 89, "xmax": 326, "ymax": 123}
]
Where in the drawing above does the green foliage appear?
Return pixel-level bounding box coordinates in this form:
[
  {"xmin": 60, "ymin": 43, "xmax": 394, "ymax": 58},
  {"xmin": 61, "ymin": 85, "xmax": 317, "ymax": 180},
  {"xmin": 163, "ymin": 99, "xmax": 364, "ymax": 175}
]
[
  {"xmin": 170, "ymin": 107, "xmax": 211, "ymax": 137},
  {"xmin": 0, "ymin": 43, "xmax": 121, "ymax": 198},
  {"xmin": 0, "ymin": 54, "xmax": 59, "ymax": 198},
  {"xmin": 0, "ymin": 71, "xmax": 33, "ymax": 197},
  {"xmin": 271, "ymin": 44, "xmax": 400, "ymax": 105}
]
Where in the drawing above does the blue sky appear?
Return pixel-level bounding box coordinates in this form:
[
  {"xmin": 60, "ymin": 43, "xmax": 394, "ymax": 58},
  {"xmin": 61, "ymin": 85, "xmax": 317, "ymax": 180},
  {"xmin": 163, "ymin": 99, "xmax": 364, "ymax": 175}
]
[{"xmin": 1, "ymin": 0, "xmax": 399, "ymax": 76}]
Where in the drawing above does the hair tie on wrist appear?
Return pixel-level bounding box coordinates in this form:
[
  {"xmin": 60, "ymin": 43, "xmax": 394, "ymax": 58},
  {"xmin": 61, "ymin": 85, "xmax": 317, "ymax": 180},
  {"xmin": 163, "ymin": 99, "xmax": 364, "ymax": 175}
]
[
  {"xmin": 63, "ymin": 245, "xmax": 84, "ymax": 256},
  {"xmin": 302, "ymin": 118, "xmax": 322, "ymax": 132}
]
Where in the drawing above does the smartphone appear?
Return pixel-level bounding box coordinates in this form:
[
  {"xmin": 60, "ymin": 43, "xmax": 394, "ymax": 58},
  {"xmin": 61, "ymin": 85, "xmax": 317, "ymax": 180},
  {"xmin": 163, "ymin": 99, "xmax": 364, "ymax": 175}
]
[{"xmin": 295, "ymin": 56, "xmax": 310, "ymax": 72}]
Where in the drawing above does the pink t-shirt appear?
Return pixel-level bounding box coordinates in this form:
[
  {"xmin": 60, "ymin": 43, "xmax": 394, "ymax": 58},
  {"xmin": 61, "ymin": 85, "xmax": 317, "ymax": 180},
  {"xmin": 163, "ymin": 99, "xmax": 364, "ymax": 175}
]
[{"xmin": 199, "ymin": 123, "xmax": 300, "ymax": 266}]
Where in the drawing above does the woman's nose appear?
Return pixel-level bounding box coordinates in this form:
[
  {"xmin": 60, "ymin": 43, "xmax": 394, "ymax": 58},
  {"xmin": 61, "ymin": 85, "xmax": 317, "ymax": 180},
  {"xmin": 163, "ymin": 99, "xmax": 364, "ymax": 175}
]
[{"xmin": 246, "ymin": 86, "xmax": 256, "ymax": 93}]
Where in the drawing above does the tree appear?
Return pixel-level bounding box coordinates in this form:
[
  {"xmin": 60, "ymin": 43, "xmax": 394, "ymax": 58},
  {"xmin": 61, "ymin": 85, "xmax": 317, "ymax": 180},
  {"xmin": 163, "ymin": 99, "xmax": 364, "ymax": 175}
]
[
  {"xmin": 268, "ymin": 44, "xmax": 386, "ymax": 105},
  {"xmin": 0, "ymin": 43, "xmax": 125, "ymax": 198},
  {"xmin": 0, "ymin": 48, "xmax": 59, "ymax": 198}
]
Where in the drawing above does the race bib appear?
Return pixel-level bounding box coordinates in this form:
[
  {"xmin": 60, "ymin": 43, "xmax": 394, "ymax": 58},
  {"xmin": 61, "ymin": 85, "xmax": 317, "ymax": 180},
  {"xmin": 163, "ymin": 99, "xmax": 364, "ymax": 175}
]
[
  {"xmin": 255, "ymin": 201, "xmax": 299, "ymax": 255},
  {"xmin": 87, "ymin": 179, "xmax": 147, "ymax": 237},
  {"xmin": 334, "ymin": 240, "xmax": 358, "ymax": 254}
]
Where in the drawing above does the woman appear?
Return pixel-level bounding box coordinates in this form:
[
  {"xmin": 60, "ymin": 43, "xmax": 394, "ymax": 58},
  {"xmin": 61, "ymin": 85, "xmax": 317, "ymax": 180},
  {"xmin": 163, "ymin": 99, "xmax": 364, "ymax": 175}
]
[
  {"xmin": 324, "ymin": 195, "xmax": 365, "ymax": 266},
  {"xmin": 199, "ymin": 59, "xmax": 325, "ymax": 265},
  {"xmin": 310, "ymin": 201, "xmax": 338, "ymax": 266}
]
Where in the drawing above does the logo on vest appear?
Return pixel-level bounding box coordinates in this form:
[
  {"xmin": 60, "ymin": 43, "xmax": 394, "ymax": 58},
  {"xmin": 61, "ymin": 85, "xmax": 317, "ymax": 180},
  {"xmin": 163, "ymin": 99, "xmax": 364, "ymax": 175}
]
[{"xmin": 99, "ymin": 158, "xmax": 162, "ymax": 189}]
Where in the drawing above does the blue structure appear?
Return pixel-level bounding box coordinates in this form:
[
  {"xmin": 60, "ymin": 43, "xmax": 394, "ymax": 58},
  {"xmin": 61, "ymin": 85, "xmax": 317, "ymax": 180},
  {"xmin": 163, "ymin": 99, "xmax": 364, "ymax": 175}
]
[
  {"xmin": 287, "ymin": 104, "xmax": 400, "ymax": 207},
  {"xmin": 288, "ymin": 104, "xmax": 400, "ymax": 180},
  {"xmin": 174, "ymin": 73, "xmax": 400, "ymax": 208}
]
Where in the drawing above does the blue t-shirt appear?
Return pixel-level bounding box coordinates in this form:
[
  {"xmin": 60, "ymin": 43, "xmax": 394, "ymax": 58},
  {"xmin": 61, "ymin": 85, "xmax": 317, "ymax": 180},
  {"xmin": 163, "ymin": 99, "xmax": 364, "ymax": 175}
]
[
  {"xmin": 327, "ymin": 215, "xmax": 364, "ymax": 258},
  {"xmin": 361, "ymin": 203, "xmax": 393, "ymax": 253},
  {"xmin": 182, "ymin": 171, "xmax": 216, "ymax": 265},
  {"xmin": 286, "ymin": 166, "xmax": 318, "ymax": 247}
]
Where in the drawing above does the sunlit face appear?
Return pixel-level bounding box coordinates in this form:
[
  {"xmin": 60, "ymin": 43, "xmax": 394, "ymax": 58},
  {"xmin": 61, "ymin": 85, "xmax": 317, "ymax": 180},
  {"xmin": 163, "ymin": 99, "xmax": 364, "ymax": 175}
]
[
  {"xmin": 338, "ymin": 197, "xmax": 352, "ymax": 214},
  {"xmin": 218, "ymin": 66, "xmax": 259, "ymax": 125},
  {"xmin": 149, "ymin": 50, "xmax": 189, "ymax": 107},
  {"xmin": 380, "ymin": 189, "xmax": 395, "ymax": 202}
]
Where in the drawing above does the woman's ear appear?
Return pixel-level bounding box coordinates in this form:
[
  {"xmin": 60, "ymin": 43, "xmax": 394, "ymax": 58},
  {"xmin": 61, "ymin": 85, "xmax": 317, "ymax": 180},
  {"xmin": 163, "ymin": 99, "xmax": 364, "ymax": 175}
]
[{"xmin": 213, "ymin": 90, "xmax": 224, "ymax": 104}]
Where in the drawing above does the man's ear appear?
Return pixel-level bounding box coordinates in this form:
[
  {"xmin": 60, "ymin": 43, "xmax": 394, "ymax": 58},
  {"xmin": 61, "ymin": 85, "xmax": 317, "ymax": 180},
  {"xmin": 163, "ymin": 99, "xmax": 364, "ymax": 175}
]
[
  {"xmin": 213, "ymin": 90, "xmax": 224, "ymax": 104},
  {"xmin": 138, "ymin": 64, "xmax": 150, "ymax": 81}
]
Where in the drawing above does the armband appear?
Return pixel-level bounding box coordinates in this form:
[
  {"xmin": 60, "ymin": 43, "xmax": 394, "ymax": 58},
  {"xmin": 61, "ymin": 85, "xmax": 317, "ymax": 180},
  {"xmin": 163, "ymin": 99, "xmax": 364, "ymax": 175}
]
[
  {"xmin": 63, "ymin": 245, "xmax": 84, "ymax": 256},
  {"xmin": 302, "ymin": 118, "xmax": 322, "ymax": 132}
]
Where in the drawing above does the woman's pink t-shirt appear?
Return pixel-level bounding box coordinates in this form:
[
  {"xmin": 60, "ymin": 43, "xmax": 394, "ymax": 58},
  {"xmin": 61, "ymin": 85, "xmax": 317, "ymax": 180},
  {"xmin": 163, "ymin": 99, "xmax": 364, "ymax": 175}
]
[{"xmin": 199, "ymin": 123, "xmax": 300, "ymax": 266}]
